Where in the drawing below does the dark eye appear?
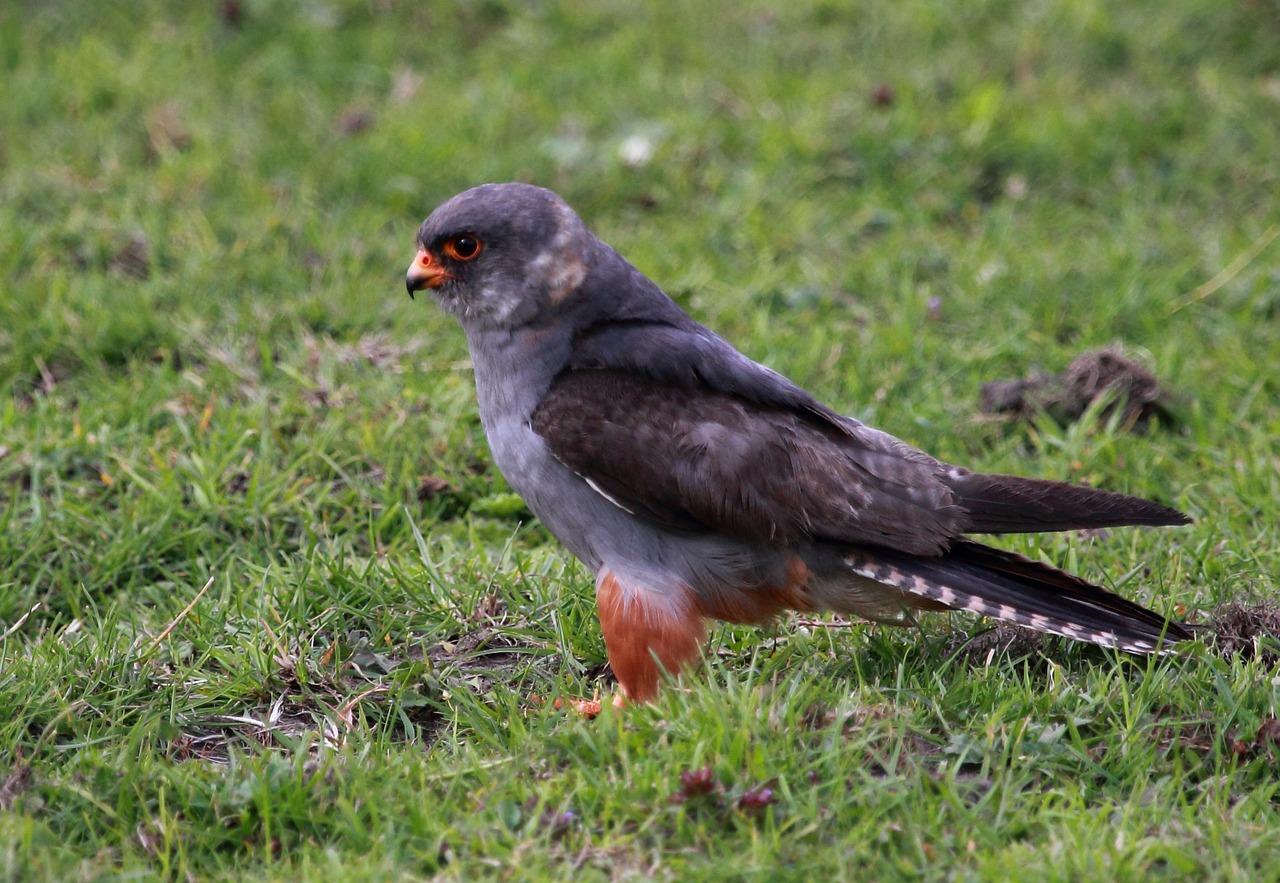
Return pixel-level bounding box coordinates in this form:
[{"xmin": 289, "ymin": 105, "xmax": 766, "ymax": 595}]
[{"xmin": 443, "ymin": 235, "xmax": 482, "ymax": 262}]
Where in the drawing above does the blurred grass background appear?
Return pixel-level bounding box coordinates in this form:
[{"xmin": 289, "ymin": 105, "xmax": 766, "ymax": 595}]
[{"xmin": 1, "ymin": 0, "xmax": 1279, "ymax": 879}]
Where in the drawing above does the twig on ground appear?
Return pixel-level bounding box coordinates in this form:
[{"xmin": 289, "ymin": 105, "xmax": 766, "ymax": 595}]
[
  {"xmin": 2, "ymin": 604, "xmax": 40, "ymax": 640},
  {"xmin": 143, "ymin": 575, "xmax": 216, "ymax": 657}
]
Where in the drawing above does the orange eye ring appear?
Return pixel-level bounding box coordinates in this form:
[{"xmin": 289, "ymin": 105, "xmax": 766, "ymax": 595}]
[{"xmin": 442, "ymin": 235, "xmax": 483, "ymax": 262}]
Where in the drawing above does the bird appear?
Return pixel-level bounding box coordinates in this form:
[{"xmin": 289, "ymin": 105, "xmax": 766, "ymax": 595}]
[{"xmin": 405, "ymin": 182, "xmax": 1192, "ymax": 703}]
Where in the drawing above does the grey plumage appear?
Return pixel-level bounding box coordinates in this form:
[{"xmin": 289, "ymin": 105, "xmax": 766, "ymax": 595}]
[{"xmin": 407, "ymin": 183, "xmax": 1191, "ymax": 699}]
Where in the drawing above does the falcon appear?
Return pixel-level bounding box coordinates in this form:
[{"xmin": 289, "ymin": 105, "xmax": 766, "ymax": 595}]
[{"xmin": 405, "ymin": 183, "xmax": 1191, "ymax": 703}]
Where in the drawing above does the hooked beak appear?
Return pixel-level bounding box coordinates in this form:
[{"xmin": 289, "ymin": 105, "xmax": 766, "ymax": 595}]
[{"xmin": 405, "ymin": 248, "xmax": 451, "ymax": 298}]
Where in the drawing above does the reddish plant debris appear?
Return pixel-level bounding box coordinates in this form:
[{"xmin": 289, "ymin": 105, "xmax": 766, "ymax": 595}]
[
  {"xmin": 669, "ymin": 765, "xmax": 782, "ymax": 820},
  {"xmin": 551, "ymin": 697, "xmax": 602, "ymax": 719},
  {"xmin": 871, "ymin": 83, "xmax": 896, "ymax": 107},
  {"xmin": 670, "ymin": 764, "xmax": 718, "ymax": 804},
  {"xmin": 736, "ymin": 786, "xmax": 777, "ymax": 812},
  {"xmin": 679, "ymin": 764, "xmax": 716, "ymax": 796},
  {"xmin": 525, "ymin": 693, "xmax": 603, "ymax": 719}
]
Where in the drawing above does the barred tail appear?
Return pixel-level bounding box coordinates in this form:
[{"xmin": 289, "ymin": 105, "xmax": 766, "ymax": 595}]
[{"xmin": 845, "ymin": 539, "xmax": 1190, "ymax": 653}]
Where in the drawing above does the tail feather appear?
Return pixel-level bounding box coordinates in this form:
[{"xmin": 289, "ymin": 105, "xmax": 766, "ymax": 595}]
[
  {"xmin": 845, "ymin": 539, "xmax": 1190, "ymax": 653},
  {"xmin": 948, "ymin": 471, "xmax": 1190, "ymax": 534}
]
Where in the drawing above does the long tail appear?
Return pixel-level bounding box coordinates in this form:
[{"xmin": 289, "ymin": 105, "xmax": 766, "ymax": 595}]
[
  {"xmin": 947, "ymin": 470, "xmax": 1190, "ymax": 534},
  {"xmin": 845, "ymin": 539, "xmax": 1191, "ymax": 653}
]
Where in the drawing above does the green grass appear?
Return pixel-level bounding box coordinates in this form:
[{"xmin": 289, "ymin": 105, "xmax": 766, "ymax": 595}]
[{"xmin": 3, "ymin": 0, "xmax": 1280, "ymax": 878}]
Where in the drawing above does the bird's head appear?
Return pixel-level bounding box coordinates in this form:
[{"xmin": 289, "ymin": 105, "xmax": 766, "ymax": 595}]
[{"xmin": 406, "ymin": 183, "xmax": 593, "ymax": 332}]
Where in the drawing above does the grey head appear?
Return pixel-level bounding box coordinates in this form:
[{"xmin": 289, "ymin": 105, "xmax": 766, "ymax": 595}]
[{"xmin": 405, "ymin": 183, "xmax": 596, "ymax": 333}]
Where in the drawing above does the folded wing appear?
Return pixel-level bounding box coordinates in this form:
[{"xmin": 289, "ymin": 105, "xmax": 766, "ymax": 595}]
[
  {"xmin": 531, "ymin": 367, "xmax": 967, "ymax": 555},
  {"xmin": 532, "ymin": 318, "xmax": 1188, "ymax": 557}
]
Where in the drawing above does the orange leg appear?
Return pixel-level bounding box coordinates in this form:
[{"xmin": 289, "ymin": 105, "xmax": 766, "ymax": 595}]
[{"xmin": 596, "ymin": 570, "xmax": 706, "ymax": 703}]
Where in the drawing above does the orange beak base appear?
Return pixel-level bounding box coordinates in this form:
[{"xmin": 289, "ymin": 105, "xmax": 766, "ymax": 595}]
[{"xmin": 405, "ymin": 248, "xmax": 451, "ymax": 298}]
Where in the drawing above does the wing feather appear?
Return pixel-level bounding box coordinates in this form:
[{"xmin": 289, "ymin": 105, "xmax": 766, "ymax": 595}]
[
  {"xmin": 531, "ymin": 317, "xmax": 1188, "ymax": 555},
  {"xmin": 530, "ymin": 368, "xmax": 965, "ymax": 554}
]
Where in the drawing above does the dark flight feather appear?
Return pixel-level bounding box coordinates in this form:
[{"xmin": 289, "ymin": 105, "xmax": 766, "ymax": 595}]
[{"xmin": 947, "ymin": 470, "xmax": 1189, "ymax": 533}]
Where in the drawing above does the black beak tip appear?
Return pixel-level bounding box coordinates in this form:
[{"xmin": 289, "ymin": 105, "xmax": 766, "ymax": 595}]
[{"xmin": 405, "ymin": 277, "xmax": 416, "ymax": 299}]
